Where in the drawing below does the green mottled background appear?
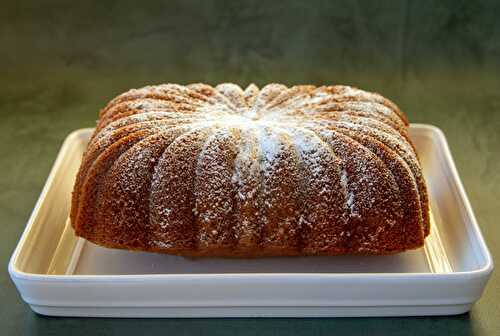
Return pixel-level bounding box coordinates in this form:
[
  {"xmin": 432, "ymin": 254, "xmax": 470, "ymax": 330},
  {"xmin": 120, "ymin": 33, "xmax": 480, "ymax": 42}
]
[{"xmin": 1, "ymin": 0, "xmax": 499, "ymax": 335}]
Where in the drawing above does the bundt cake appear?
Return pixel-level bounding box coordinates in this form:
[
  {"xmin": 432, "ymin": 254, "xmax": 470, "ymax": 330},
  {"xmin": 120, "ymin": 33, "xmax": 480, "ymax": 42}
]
[{"xmin": 71, "ymin": 83, "xmax": 430, "ymax": 257}]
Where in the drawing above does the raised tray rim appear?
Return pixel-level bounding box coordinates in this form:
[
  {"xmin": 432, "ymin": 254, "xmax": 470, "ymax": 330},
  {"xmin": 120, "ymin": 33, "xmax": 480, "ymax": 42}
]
[{"xmin": 7, "ymin": 124, "xmax": 494, "ymax": 316}]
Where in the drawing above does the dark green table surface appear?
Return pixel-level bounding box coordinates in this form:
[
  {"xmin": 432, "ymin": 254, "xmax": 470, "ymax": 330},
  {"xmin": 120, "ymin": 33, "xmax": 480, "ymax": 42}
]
[{"xmin": 1, "ymin": 1, "xmax": 499, "ymax": 335}]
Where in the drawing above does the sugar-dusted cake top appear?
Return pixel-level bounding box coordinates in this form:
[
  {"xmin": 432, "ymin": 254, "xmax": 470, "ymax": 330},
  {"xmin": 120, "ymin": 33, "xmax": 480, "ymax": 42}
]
[{"xmin": 71, "ymin": 83, "xmax": 429, "ymax": 256}]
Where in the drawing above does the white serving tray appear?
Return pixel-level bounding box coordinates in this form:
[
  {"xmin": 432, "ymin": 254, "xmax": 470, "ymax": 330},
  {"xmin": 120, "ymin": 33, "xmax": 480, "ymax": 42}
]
[{"xmin": 8, "ymin": 124, "xmax": 493, "ymax": 317}]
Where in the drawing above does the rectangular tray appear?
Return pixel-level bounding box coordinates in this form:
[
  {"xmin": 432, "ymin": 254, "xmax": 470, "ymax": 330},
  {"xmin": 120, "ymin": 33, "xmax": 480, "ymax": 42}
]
[{"xmin": 8, "ymin": 124, "xmax": 493, "ymax": 317}]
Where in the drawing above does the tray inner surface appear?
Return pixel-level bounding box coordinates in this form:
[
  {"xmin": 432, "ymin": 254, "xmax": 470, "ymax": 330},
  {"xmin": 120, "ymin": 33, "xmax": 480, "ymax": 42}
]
[
  {"xmin": 47, "ymin": 212, "xmax": 451, "ymax": 275},
  {"xmin": 33, "ymin": 127, "xmax": 459, "ymax": 276}
]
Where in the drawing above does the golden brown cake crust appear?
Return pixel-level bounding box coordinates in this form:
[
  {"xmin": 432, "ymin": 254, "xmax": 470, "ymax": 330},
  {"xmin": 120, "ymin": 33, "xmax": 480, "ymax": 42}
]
[{"xmin": 71, "ymin": 83, "xmax": 430, "ymax": 257}]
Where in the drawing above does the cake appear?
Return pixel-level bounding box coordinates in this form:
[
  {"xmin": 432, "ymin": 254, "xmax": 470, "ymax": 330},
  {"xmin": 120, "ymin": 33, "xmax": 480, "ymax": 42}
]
[{"xmin": 70, "ymin": 83, "xmax": 429, "ymax": 257}]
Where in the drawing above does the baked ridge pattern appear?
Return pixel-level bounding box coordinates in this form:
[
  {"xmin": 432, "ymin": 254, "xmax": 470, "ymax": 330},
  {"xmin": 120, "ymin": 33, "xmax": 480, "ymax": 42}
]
[{"xmin": 71, "ymin": 83, "xmax": 430, "ymax": 257}]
